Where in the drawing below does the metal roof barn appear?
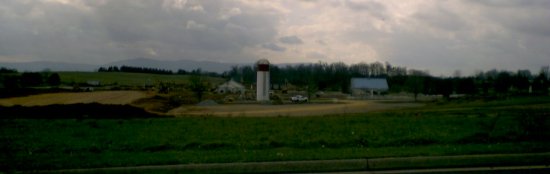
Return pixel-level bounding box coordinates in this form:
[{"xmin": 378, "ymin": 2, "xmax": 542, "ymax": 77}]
[
  {"xmin": 216, "ymin": 79, "xmax": 245, "ymax": 94},
  {"xmin": 351, "ymin": 78, "xmax": 389, "ymax": 91}
]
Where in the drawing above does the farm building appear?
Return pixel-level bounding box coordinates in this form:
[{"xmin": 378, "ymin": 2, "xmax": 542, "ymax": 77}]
[
  {"xmin": 86, "ymin": 80, "xmax": 101, "ymax": 86},
  {"xmin": 216, "ymin": 79, "xmax": 245, "ymax": 94},
  {"xmin": 256, "ymin": 59, "xmax": 270, "ymax": 101},
  {"xmin": 350, "ymin": 78, "xmax": 389, "ymax": 96}
]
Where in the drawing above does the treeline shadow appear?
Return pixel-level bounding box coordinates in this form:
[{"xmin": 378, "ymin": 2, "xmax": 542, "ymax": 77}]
[{"xmin": 0, "ymin": 103, "xmax": 168, "ymax": 119}]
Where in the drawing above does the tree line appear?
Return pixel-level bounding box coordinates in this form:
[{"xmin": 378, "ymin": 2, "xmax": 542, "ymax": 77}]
[
  {"xmin": 0, "ymin": 71, "xmax": 61, "ymax": 89},
  {"xmin": 0, "ymin": 67, "xmax": 18, "ymax": 73},
  {"xmin": 0, "ymin": 68, "xmax": 61, "ymax": 97},
  {"xmin": 2, "ymin": 62, "xmax": 549, "ymax": 99},
  {"xmin": 225, "ymin": 62, "xmax": 407, "ymax": 93},
  {"xmin": 225, "ymin": 62, "xmax": 550, "ymax": 99},
  {"xmin": 98, "ymin": 66, "xmax": 174, "ymax": 75},
  {"xmin": 97, "ymin": 65, "xmax": 224, "ymax": 77}
]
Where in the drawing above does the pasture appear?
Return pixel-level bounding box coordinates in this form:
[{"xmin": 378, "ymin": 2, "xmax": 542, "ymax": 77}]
[
  {"xmin": 168, "ymin": 100, "xmax": 424, "ymax": 116},
  {"xmin": 57, "ymin": 72, "xmax": 224, "ymax": 86},
  {"xmin": 1, "ymin": 97, "xmax": 549, "ymax": 171}
]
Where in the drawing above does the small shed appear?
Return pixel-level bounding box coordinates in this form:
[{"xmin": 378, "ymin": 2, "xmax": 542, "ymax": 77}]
[
  {"xmin": 216, "ymin": 79, "xmax": 245, "ymax": 94},
  {"xmin": 350, "ymin": 78, "xmax": 389, "ymax": 96}
]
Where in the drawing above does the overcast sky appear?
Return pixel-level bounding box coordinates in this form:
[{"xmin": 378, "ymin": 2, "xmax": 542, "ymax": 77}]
[{"xmin": 1, "ymin": 0, "xmax": 549, "ymax": 75}]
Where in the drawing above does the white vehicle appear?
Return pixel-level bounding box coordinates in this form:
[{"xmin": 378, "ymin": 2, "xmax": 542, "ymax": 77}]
[{"xmin": 290, "ymin": 95, "xmax": 308, "ymax": 103}]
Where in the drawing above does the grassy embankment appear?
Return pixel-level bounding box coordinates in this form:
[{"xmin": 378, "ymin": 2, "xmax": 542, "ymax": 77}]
[
  {"xmin": 0, "ymin": 72, "xmax": 224, "ymax": 98},
  {"xmin": 1, "ymin": 97, "xmax": 549, "ymax": 171}
]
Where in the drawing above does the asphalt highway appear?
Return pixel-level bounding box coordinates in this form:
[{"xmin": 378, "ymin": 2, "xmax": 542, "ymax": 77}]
[{"xmin": 311, "ymin": 165, "xmax": 550, "ymax": 174}]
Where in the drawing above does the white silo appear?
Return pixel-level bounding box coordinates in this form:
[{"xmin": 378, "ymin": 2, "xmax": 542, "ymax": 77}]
[{"xmin": 256, "ymin": 59, "xmax": 270, "ymax": 101}]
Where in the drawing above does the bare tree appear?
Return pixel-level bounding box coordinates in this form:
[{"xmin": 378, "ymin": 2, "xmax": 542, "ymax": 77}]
[
  {"xmin": 189, "ymin": 75, "xmax": 209, "ymax": 101},
  {"xmin": 406, "ymin": 70, "xmax": 428, "ymax": 102}
]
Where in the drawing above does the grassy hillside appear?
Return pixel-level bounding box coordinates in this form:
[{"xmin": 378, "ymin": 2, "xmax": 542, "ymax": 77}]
[
  {"xmin": 1, "ymin": 97, "xmax": 549, "ymax": 171},
  {"xmin": 58, "ymin": 72, "xmax": 224, "ymax": 86}
]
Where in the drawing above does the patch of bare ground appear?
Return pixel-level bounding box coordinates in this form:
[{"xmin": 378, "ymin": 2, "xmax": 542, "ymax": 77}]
[
  {"xmin": 167, "ymin": 100, "xmax": 424, "ymax": 117},
  {"xmin": 0, "ymin": 91, "xmax": 150, "ymax": 106}
]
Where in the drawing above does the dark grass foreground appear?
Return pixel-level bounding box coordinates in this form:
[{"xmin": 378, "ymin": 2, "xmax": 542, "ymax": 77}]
[{"xmin": 0, "ymin": 97, "xmax": 549, "ymax": 172}]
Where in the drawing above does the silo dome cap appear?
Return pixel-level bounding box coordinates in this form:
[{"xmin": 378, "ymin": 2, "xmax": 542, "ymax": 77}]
[{"xmin": 256, "ymin": 59, "xmax": 270, "ymax": 65}]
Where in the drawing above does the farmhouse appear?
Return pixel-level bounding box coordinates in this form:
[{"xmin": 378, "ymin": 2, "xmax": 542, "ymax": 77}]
[
  {"xmin": 216, "ymin": 79, "xmax": 245, "ymax": 94},
  {"xmin": 351, "ymin": 78, "xmax": 389, "ymax": 97}
]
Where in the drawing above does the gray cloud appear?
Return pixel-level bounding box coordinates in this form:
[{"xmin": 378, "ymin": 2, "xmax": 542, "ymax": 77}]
[
  {"xmin": 413, "ymin": 4, "xmax": 465, "ymax": 32},
  {"xmin": 279, "ymin": 36, "xmax": 303, "ymax": 45},
  {"xmin": 0, "ymin": 0, "xmax": 548, "ymax": 75},
  {"xmin": 316, "ymin": 40, "xmax": 326, "ymax": 45},
  {"xmin": 344, "ymin": 0, "xmax": 388, "ymax": 20},
  {"xmin": 469, "ymin": 0, "xmax": 550, "ymax": 8},
  {"xmin": 471, "ymin": 1, "xmax": 550, "ymax": 38},
  {"xmin": 342, "ymin": 0, "xmax": 550, "ymax": 75},
  {"xmin": 307, "ymin": 51, "xmax": 327, "ymax": 60},
  {"xmin": 262, "ymin": 43, "xmax": 286, "ymax": 52},
  {"xmin": 0, "ymin": 0, "xmax": 282, "ymax": 64}
]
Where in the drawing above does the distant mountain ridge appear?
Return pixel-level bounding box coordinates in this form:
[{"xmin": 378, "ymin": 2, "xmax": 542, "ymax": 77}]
[
  {"xmin": 0, "ymin": 61, "xmax": 97, "ymax": 72},
  {"xmin": 0, "ymin": 58, "xmax": 239, "ymax": 73},
  {"xmin": 0, "ymin": 58, "xmax": 305, "ymax": 73}
]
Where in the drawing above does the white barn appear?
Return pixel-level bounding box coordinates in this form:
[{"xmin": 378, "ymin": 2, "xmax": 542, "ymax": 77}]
[{"xmin": 350, "ymin": 78, "xmax": 389, "ymax": 96}]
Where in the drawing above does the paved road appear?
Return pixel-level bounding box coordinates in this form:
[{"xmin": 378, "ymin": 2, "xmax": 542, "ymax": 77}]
[
  {"xmin": 310, "ymin": 165, "xmax": 550, "ymax": 174},
  {"xmin": 31, "ymin": 153, "xmax": 550, "ymax": 174}
]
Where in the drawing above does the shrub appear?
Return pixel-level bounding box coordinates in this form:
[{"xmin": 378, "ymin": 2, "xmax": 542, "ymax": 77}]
[
  {"xmin": 270, "ymin": 94, "xmax": 284, "ymax": 105},
  {"xmin": 516, "ymin": 110, "xmax": 548, "ymax": 141},
  {"xmin": 168, "ymin": 91, "xmax": 199, "ymax": 106}
]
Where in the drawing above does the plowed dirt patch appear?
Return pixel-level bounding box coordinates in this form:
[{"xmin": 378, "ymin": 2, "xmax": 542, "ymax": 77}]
[{"xmin": 0, "ymin": 91, "xmax": 148, "ymax": 106}]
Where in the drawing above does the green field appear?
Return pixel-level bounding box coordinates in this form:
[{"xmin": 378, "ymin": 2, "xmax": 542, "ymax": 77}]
[
  {"xmin": 57, "ymin": 72, "xmax": 224, "ymax": 86},
  {"xmin": 1, "ymin": 97, "xmax": 549, "ymax": 171}
]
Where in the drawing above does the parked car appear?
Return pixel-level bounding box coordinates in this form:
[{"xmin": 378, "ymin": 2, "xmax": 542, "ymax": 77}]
[{"xmin": 290, "ymin": 95, "xmax": 308, "ymax": 103}]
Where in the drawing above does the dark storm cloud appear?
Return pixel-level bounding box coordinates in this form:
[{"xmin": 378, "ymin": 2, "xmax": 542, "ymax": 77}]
[
  {"xmin": 262, "ymin": 43, "xmax": 286, "ymax": 52},
  {"xmin": 279, "ymin": 36, "xmax": 303, "ymax": 45}
]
